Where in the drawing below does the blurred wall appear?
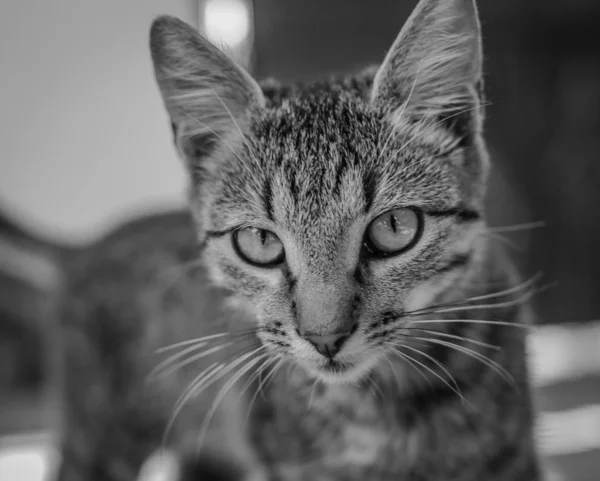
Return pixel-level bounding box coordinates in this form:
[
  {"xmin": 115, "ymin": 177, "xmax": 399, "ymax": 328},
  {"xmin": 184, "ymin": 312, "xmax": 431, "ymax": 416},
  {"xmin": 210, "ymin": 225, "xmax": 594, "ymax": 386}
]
[{"xmin": 0, "ymin": 0, "xmax": 193, "ymax": 244}]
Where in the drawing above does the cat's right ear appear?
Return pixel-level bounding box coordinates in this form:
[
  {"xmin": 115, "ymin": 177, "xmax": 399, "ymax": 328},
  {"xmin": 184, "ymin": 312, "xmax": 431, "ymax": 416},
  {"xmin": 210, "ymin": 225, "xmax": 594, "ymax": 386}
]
[
  {"xmin": 371, "ymin": 0, "xmax": 484, "ymax": 140},
  {"xmin": 150, "ymin": 16, "xmax": 264, "ymax": 175}
]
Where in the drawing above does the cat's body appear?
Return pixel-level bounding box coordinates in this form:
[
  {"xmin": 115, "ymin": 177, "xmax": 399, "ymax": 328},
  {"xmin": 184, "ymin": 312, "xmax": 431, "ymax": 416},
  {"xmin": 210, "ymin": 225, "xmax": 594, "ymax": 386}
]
[{"xmin": 55, "ymin": 0, "xmax": 542, "ymax": 480}]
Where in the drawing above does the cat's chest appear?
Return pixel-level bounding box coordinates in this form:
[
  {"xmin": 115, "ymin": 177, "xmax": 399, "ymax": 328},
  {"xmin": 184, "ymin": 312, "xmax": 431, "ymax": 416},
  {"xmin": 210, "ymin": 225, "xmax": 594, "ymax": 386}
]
[{"xmin": 252, "ymin": 374, "xmax": 418, "ymax": 479}]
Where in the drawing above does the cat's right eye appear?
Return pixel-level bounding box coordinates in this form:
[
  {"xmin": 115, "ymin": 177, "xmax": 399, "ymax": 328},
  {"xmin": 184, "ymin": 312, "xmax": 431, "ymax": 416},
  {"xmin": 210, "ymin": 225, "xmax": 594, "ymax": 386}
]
[
  {"xmin": 364, "ymin": 208, "xmax": 422, "ymax": 257},
  {"xmin": 232, "ymin": 227, "xmax": 285, "ymax": 267}
]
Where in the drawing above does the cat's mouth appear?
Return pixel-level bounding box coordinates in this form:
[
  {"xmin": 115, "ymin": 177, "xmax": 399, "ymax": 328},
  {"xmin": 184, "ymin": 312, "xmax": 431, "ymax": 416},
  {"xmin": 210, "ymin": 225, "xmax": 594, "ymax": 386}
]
[
  {"xmin": 305, "ymin": 355, "xmax": 377, "ymax": 384},
  {"xmin": 321, "ymin": 359, "xmax": 352, "ymax": 374},
  {"xmin": 309, "ymin": 361, "xmax": 356, "ymax": 384}
]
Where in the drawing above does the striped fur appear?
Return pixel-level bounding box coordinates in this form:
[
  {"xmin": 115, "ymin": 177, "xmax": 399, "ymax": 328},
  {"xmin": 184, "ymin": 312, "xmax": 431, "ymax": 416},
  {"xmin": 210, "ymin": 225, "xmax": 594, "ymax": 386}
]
[{"xmin": 55, "ymin": 1, "xmax": 541, "ymax": 480}]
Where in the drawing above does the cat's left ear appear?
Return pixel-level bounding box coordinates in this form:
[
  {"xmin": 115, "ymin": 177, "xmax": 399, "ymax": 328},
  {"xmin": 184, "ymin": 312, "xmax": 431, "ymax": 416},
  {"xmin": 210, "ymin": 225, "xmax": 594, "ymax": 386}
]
[
  {"xmin": 150, "ymin": 16, "xmax": 264, "ymax": 176},
  {"xmin": 371, "ymin": 0, "xmax": 484, "ymax": 140}
]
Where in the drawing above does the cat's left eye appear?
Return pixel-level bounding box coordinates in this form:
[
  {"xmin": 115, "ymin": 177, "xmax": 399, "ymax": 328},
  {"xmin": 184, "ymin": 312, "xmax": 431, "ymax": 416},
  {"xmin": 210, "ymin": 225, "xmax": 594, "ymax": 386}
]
[
  {"xmin": 364, "ymin": 208, "xmax": 422, "ymax": 257},
  {"xmin": 233, "ymin": 227, "xmax": 285, "ymax": 267}
]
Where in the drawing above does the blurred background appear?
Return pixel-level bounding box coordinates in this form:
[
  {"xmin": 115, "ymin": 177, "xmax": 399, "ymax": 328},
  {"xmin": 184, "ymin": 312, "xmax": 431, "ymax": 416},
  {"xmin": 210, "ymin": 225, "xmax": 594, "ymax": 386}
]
[{"xmin": 0, "ymin": 0, "xmax": 599, "ymax": 480}]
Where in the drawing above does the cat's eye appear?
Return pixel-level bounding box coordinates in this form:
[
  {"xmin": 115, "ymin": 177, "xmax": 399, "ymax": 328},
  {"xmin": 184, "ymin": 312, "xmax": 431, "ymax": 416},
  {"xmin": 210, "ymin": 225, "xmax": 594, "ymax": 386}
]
[
  {"xmin": 233, "ymin": 227, "xmax": 285, "ymax": 267},
  {"xmin": 364, "ymin": 208, "xmax": 422, "ymax": 257}
]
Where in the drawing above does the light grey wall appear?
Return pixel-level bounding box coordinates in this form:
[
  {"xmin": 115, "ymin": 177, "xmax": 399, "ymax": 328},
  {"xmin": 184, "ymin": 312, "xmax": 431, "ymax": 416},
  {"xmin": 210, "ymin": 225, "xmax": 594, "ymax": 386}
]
[{"xmin": 0, "ymin": 0, "xmax": 199, "ymax": 243}]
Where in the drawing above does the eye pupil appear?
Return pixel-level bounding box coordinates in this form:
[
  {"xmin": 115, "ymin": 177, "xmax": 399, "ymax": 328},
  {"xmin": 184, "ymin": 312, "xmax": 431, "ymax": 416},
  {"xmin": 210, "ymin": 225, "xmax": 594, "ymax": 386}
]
[{"xmin": 389, "ymin": 213, "xmax": 397, "ymax": 233}]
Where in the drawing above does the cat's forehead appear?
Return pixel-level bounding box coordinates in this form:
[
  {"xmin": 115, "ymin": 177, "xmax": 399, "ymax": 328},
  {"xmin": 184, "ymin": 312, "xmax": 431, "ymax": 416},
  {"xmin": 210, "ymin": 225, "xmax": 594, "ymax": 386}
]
[
  {"xmin": 247, "ymin": 97, "xmax": 377, "ymax": 249},
  {"xmin": 250, "ymin": 96, "xmax": 460, "ymax": 206},
  {"xmin": 220, "ymin": 97, "xmax": 458, "ymax": 248},
  {"xmin": 256, "ymin": 94, "xmax": 381, "ymax": 151}
]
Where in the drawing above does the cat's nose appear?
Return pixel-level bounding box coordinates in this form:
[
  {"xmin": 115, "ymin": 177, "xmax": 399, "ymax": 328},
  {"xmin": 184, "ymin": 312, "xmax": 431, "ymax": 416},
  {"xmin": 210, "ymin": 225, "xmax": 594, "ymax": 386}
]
[{"xmin": 301, "ymin": 331, "xmax": 351, "ymax": 358}]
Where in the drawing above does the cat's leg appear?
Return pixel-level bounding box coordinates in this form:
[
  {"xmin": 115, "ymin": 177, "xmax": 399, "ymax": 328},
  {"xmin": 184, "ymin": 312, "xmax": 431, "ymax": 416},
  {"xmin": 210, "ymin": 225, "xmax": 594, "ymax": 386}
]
[
  {"xmin": 53, "ymin": 321, "xmax": 164, "ymax": 481},
  {"xmin": 54, "ymin": 438, "xmax": 155, "ymax": 481},
  {"xmin": 53, "ymin": 408, "xmax": 162, "ymax": 481}
]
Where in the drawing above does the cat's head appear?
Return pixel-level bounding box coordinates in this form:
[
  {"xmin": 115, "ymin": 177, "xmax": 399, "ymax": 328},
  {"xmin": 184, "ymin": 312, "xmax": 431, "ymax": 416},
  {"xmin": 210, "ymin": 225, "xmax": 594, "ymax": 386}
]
[{"xmin": 150, "ymin": 0, "xmax": 488, "ymax": 384}]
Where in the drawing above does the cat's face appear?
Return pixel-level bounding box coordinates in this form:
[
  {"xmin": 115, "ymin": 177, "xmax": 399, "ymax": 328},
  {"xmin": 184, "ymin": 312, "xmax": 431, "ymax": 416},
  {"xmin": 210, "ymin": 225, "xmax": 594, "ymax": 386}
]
[
  {"xmin": 151, "ymin": 0, "xmax": 488, "ymax": 383},
  {"xmin": 195, "ymin": 98, "xmax": 486, "ymax": 384}
]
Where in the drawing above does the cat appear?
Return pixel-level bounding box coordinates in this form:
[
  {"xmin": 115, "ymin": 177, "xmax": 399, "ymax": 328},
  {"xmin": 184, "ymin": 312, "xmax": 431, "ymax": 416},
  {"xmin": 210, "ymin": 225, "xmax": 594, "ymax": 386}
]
[{"xmin": 54, "ymin": 0, "xmax": 543, "ymax": 480}]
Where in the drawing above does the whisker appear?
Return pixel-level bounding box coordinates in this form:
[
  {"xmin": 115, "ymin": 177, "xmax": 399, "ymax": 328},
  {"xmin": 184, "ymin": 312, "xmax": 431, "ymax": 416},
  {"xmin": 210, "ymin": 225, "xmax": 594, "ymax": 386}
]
[
  {"xmin": 410, "ymin": 336, "xmax": 517, "ymax": 389},
  {"xmin": 372, "ymin": 375, "xmax": 385, "ymax": 399},
  {"xmin": 365, "ymin": 374, "xmax": 383, "ymax": 400},
  {"xmin": 383, "ymin": 355, "xmax": 404, "ymax": 392},
  {"xmin": 365, "ymin": 376, "xmax": 376, "ymax": 398},
  {"xmin": 197, "ymin": 353, "xmax": 266, "ymax": 449},
  {"xmin": 151, "ymin": 341, "xmax": 236, "ymax": 380},
  {"xmin": 389, "ymin": 347, "xmax": 473, "ymax": 409},
  {"xmin": 260, "ymin": 357, "xmax": 285, "ymax": 401},
  {"xmin": 162, "ymin": 345, "xmax": 266, "ymax": 447},
  {"xmin": 402, "ymin": 328, "xmax": 501, "ymax": 351},
  {"xmin": 418, "ymin": 294, "xmax": 531, "ymax": 316},
  {"xmin": 156, "ymin": 333, "xmax": 232, "ymax": 353},
  {"xmin": 266, "ymin": 359, "xmax": 285, "ymax": 390},
  {"xmin": 480, "ymin": 231, "xmax": 521, "ymax": 252},
  {"xmin": 409, "ymin": 318, "xmax": 534, "ymax": 331},
  {"xmin": 239, "ymin": 356, "xmax": 272, "ymax": 403},
  {"xmin": 399, "ymin": 344, "xmax": 464, "ymax": 404},
  {"xmin": 388, "ymin": 348, "xmax": 432, "ymax": 388},
  {"xmin": 307, "ymin": 379, "xmax": 320, "ymax": 409},
  {"xmin": 244, "ymin": 357, "xmax": 282, "ymax": 428},
  {"xmin": 156, "ymin": 328, "xmax": 258, "ymax": 353},
  {"xmin": 487, "ymin": 221, "xmax": 546, "ymax": 234},
  {"xmin": 162, "ymin": 361, "xmax": 222, "ymax": 447},
  {"xmin": 171, "ymin": 354, "xmax": 236, "ymax": 421},
  {"xmin": 403, "ymin": 273, "xmax": 544, "ymax": 318},
  {"xmin": 188, "ymin": 346, "xmax": 267, "ymax": 404},
  {"xmin": 256, "ymin": 356, "xmax": 271, "ymax": 402},
  {"xmin": 408, "ymin": 285, "xmax": 544, "ymax": 318},
  {"xmin": 457, "ymin": 272, "xmax": 544, "ymax": 304},
  {"xmin": 149, "ymin": 341, "xmax": 213, "ymax": 380}
]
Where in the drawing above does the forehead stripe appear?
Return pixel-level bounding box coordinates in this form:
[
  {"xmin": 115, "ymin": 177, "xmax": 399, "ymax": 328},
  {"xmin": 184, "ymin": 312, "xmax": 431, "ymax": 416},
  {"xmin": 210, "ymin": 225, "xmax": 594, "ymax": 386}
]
[
  {"xmin": 362, "ymin": 170, "xmax": 377, "ymax": 212},
  {"xmin": 263, "ymin": 177, "xmax": 275, "ymax": 221}
]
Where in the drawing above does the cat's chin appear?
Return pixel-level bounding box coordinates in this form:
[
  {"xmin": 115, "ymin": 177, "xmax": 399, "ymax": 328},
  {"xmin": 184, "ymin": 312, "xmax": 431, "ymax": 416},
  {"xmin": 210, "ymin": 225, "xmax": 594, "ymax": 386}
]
[{"xmin": 304, "ymin": 356, "xmax": 378, "ymax": 385}]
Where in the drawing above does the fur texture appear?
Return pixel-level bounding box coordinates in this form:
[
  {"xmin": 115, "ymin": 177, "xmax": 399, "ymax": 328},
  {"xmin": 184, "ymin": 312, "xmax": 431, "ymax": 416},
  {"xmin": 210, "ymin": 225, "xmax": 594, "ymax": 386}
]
[{"xmin": 55, "ymin": 0, "xmax": 542, "ymax": 480}]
